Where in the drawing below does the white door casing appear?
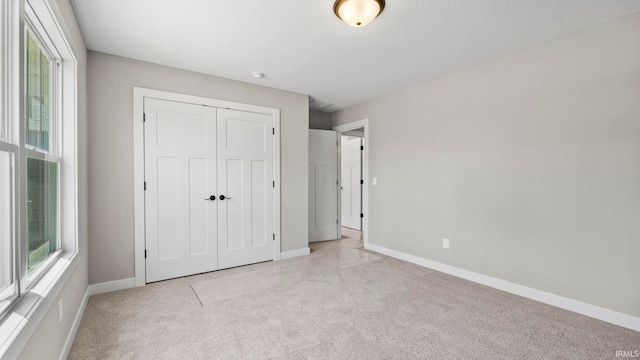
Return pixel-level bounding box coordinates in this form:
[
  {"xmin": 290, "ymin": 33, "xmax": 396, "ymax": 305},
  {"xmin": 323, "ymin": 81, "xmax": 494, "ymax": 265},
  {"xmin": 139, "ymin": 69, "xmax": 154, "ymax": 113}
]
[
  {"xmin": 144, "ymin": 98, "xmax": 219, "ymax": 282},
  {"xmin": 341, "ymin": 136, "xmax": 362, "ymax": 230},
  {"xmin": 309, "ymin": 129, "xmax": 338, "ymax": 242},
  {"xmin": 217, "ymin": 108, "xmax": 275, "ymax": 269}
]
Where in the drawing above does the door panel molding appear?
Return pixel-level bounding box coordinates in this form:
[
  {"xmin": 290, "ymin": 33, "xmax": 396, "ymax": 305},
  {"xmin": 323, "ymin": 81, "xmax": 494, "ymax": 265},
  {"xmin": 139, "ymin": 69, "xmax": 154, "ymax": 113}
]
[{"xmin": 133, "ymin": 87, "xmax": 281, "ymax": 287}]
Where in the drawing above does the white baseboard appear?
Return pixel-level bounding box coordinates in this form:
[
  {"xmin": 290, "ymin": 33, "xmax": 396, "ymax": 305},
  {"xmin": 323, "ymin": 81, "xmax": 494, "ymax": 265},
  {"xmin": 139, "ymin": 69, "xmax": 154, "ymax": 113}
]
[
  {"xmin": 58, "ymin": 287, "xmax": 90, "ymax": 360},
  {"xmin": 365, "ymin": 243, "xmax": 640, "ymax": 332},
  {"xmin": 87, "ymin": 278, "xmax": 136, "ymax": 296},
  {"xmin": 280, "ymin": 247, "xmax": 311, "ymax": 260}
]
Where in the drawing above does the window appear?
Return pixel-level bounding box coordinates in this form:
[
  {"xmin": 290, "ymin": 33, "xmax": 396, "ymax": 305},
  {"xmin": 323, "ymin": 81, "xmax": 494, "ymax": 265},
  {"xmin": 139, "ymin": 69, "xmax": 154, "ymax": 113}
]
[
  {"xmin": 25, "ymin": 28, "xmax": 52, "ymax": 152},
  {"xmin": 0, "ymin": 0, "xmax": 77, "ymax": 329},
  {"xmin": 22, "ymin": 22, "xmax": 62, "ymax": 277},
  {"xmin": 26, "ymin": 158, "xmax": 59, "ymax": 273}
]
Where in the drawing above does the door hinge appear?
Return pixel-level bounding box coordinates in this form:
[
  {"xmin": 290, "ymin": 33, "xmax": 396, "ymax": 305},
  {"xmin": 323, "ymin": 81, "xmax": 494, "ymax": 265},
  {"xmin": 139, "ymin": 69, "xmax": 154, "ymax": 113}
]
[
  {"xmin": 143, "ymin": 113, "xmax": 146, "ymax": 122},
  {"xmin": 360, "ymin": 180, "xmax": 364, "ymax": 185},
  {"xmin": 144, "ymin": 181, "xmax": 147, "ymax": 190},
  {"xmin": 273, "ymin": 180, "xmax": 275, "ymax": 188},
  {"xmin": 360, "ymin": 145, "xmax": 364, "ymax": 151},
  {"xmin": 272, "ymin": 128, "xmax": 275, "ymax": 135},
  {"xmin": 273, "ymin": 233, "xmax": 275, "ymax": 241},
  {"xmin": 336, "ymin": 219, "xmax": 339, "ymax": 224},
  {"xmin": 144, "ymin": 250, "xmax": 147, "ymax": 258},
  {"xmin": 360, "ymin": 213, "xmax": 364, "ymax": 218}
]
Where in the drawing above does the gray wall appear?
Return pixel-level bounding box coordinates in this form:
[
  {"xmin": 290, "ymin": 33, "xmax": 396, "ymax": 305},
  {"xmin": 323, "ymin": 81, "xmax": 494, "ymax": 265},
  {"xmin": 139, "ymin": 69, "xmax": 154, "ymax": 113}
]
[
  {"xmin": 309, "ymin": 110, "xmax": 332, "ymax": 129},
  {"xmin": 87, "ymin": 52, "xmax": 309, "ymax": 284},
  {"xmin": 332, "ymin": 14, "xmax": 640, "ymax": 317},
  {"xmin": 19, "ymin": 0, "xmax": 89, "ymax": 358}
]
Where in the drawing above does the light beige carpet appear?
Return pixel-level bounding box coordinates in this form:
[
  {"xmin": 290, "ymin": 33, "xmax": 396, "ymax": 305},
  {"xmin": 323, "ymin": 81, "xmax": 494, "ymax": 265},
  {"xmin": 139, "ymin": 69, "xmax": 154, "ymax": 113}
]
[{"xmin": 69, "ymin": 232, "xmax": 639, "ymax": 359}]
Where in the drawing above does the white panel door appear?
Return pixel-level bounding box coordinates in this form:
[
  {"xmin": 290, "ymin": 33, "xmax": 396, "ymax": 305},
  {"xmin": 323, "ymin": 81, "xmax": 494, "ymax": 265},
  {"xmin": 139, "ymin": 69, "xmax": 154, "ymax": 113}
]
[
  {"xmin": 309, "ymin": 129, "xmax": 338, "ymax": 242},
  {"xmin": 217, "ymin": 109, "xmax": 274, "ymax": 269},
  {"xmin": 341, "ymin": 136, "xmax": 362, "ymax": 230},
  {"xmin": 144, "ymin": 98, "xmax": 218, "ymax": 283}
]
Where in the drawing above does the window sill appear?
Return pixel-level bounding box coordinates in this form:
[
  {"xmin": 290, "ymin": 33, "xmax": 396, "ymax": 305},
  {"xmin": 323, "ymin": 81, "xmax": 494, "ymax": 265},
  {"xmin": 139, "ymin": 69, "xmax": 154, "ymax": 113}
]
[{"xmin": 0, "ymin": 254, "xmax": 78, "ymax": 359}]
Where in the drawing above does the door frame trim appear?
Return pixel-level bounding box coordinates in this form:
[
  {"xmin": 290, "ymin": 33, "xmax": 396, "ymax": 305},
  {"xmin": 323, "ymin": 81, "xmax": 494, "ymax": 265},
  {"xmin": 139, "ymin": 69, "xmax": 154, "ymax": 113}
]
[
  {"xmin": 133, "ymin": 87, "xmax": 281, "ymax": 287},
  {"xmin": 333, "ymin": 119, "xmax": 369, "ymax": 247}
]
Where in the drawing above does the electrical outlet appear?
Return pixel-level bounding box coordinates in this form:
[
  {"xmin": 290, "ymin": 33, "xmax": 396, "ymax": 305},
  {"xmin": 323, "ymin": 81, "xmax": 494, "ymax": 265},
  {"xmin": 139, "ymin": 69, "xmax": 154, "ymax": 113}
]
[
  {"xmin": 58, "ymin": 299, "xmax": 63, "ymax": 323},
  {"xmin": 443, "ymin": 238, "xmax": 450, "ymax": 249}
]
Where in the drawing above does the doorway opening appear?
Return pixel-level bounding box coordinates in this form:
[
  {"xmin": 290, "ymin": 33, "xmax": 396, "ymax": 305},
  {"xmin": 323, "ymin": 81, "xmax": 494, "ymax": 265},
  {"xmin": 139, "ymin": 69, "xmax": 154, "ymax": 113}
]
[
  {"xmin": 333, "ymin": 120, "xmax": 369, "ymax": 248},
  {"xmin": 340, "ymin": 129, "xmax": 363, "ymax": 246}
]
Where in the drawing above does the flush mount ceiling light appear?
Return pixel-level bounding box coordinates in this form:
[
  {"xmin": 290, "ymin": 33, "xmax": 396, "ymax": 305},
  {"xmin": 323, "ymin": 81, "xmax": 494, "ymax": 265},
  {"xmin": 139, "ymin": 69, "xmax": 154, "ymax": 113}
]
[{"xmin": 334, "ymin": 0, "xmax": 385, "ymax": 27}]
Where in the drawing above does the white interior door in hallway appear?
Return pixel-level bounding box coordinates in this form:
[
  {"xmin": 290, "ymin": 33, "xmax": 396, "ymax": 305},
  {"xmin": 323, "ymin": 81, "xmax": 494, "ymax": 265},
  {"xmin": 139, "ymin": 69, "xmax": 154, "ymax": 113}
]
[
  {"xmin": 309, "ymin": 129, "xmax": 338, "ymax": 242},
  {"xmin": 341, "ymin": 136, "xmax": 362, "ymax": 230},
  {"xmin": 144, "ymin": 98, "xmax": 275, "ymax": 282}
]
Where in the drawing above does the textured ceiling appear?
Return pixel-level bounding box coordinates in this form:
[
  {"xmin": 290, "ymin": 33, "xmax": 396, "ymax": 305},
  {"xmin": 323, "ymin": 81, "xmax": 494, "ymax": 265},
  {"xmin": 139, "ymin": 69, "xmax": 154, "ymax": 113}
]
[{"xmin": 71, "ymin": 0, "xmax": 640, "ymax": 112}]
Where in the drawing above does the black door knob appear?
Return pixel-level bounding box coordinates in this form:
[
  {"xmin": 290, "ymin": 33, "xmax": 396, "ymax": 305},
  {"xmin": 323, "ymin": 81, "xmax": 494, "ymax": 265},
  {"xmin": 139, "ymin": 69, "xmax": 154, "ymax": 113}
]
[
  {"xmin": 204, "ymin": 195, "xmax": 216, "ymax": 201},
  {"xmin": 219, "ymin": 195, "xmax": 231, "ymax": 200}
]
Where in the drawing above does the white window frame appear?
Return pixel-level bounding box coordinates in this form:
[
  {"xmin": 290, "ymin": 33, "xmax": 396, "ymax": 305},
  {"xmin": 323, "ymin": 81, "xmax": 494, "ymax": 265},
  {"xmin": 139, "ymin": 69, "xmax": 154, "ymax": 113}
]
[
  {"xmin": 22, "ymin": 5, "xmax": 64, "ymax": 289},
  {"xmin": 0, "ymin": 0, "xmax": 21, "ymax": 324},
  {"xmin": 0, "ymin": 149, "xmax": 17, "ymax": 316},
  {"xmin": 0, "ymin": 0, "xmax": 79, "ymax": 357}
]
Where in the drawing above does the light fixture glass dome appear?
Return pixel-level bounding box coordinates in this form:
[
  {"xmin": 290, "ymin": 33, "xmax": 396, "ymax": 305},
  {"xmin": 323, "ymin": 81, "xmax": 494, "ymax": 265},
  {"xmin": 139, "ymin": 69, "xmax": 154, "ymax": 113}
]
[{"xmin": 334, "ymin": 0, "xmax": 385, "ymax": 27}]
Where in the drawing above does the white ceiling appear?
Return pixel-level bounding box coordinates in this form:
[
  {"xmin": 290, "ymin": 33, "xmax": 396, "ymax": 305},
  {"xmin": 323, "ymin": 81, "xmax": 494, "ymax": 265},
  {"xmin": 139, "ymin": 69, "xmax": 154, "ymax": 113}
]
[{"xmin": 71, "ymin": 0, "xmax": 640, "ymax": 112}]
